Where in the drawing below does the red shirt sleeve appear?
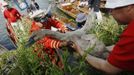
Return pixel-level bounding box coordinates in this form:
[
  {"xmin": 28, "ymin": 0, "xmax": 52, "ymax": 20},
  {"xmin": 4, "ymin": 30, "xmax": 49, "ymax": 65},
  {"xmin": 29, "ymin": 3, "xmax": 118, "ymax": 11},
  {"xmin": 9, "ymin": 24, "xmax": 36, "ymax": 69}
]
[
  {"xmin": 49, "ymin": 18, "xmax": 66, "ymax": 30},
  {"xmin": 107, "ymin": 21, "xmax": 134, "ymax": 71},
  {"xmin": 43, "ymin": 37, "xmax": 61, "ymax": 49},
  {"xmin": 13, "ymin": 8, "xmax": 21, "ymax": 19}
]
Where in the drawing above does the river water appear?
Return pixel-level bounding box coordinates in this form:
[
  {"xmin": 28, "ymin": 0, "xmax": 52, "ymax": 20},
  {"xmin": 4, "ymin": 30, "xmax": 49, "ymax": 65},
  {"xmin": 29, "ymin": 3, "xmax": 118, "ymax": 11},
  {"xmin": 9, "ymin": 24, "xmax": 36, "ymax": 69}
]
[{"xmin": 0, "ymin": 0, "xmax": 49, "ymax": 50}]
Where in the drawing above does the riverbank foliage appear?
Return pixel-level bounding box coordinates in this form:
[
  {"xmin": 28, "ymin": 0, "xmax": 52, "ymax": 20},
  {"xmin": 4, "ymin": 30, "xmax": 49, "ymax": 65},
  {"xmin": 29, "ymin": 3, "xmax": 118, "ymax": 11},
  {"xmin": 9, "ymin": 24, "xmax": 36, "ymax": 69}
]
[{"xmin": 0, "ymin": 15, "xmax": 134, "ymax": 75}]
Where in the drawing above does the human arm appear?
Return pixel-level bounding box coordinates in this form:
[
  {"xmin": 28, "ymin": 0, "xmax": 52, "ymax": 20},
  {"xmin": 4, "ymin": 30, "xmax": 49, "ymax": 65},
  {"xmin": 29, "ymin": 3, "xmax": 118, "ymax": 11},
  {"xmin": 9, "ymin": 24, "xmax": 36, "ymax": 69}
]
[
  {"xmin": 72, "ymin": 37, "xmax": 122, "ymax": 74},
  {"xmin": 4, "ymin": 11, "xmax": 11, "ymax": 24},
  {"xmin": 14, "ymin": 8, "xmax": 21, "ymax": 19},
  {"xmin": 30, "ymin": 21, "xmax": 43, "ymax": 33}
]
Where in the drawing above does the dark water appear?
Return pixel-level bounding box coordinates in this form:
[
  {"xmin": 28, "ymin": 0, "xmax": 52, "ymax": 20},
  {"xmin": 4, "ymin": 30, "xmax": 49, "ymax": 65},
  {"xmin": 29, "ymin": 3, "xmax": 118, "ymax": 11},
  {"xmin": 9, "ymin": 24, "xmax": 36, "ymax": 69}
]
[{"xmin": 0, "ymin": 0, "xmax": 49, "ymax": 50}]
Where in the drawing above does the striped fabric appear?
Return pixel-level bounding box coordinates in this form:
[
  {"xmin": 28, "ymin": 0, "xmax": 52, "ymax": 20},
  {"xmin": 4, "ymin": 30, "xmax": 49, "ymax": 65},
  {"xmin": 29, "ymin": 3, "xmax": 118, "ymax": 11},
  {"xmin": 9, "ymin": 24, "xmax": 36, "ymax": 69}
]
[{"xmin": 30, "ymin": 19, "xmax": 66, "ymax": 55}]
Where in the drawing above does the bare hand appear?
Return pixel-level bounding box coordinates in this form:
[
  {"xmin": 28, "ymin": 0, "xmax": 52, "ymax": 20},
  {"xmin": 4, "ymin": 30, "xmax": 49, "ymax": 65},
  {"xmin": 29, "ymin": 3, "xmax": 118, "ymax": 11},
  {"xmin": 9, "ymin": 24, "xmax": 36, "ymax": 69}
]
[{"xmin": 71, "ymin": 36, "xmax": 85, "ymax": 56}]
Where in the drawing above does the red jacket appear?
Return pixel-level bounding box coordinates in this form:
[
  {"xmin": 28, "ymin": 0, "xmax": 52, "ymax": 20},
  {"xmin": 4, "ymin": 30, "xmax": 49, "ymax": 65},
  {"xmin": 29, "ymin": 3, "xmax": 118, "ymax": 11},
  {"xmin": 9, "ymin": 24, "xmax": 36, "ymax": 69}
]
[
  {"xmin": 4, "ymin": 8, "xmax": 21, "ymax": 23},
  {"xmin": 108, "ymin": 20, "xmax": 134, "ymax": 71},
  {"xmin": 41, "ymin": 18, "xmax": 66, "ymax": 31},
  {"xmin": 30, "ymin": 18, "xmax": 66, "ymax": 55}
]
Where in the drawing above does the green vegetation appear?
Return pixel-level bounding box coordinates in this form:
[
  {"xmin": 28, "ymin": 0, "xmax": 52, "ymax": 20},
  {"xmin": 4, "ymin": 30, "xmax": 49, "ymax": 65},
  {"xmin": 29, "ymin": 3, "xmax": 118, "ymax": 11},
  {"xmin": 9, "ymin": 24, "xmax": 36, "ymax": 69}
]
[
  {"xmin": 90, "ymin": 16, "xmax": 126, "ymax": 46},
  {"xmin": 0, "ymin": 15, "xmax": 133, "ymax": 75}
]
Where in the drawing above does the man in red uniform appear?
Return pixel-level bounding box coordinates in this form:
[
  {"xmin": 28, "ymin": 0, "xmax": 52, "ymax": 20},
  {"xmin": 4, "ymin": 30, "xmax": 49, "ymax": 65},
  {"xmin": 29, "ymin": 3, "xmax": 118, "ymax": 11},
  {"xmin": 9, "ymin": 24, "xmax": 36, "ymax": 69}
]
[
  {"xmin": 30, "ymin": 15, "xmax": 67, "ymax": 68},
  {"xmin": 72, "ymin": 0, "xmax": 134, "ymax": 74},
  {"xmin": 3, "ymin": 2, "xmax": 25, "ymax": 41}
]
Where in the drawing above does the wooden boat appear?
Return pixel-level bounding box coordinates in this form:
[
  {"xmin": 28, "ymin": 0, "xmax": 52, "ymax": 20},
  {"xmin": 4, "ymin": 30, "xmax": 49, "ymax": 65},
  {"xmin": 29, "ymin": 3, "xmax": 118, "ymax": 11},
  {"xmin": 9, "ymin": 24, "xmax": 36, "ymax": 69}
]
[
  {"xmin": 57, "ymin": 4, "xmax": 78, "ymax": 19},
  {"xmin": 57, "ymin": 0, "xmax": 106, "ymax": 18},
  {"xmin": 53, "ymin": 12, "xmax": 77, "ymax": 31},
  {"xmin": 57, "ymin": 2, "xmax": 89, "ymax": 19},
  {"xmin": 56, "ymin": 2, "xmax": 89, "ymax": 31}
]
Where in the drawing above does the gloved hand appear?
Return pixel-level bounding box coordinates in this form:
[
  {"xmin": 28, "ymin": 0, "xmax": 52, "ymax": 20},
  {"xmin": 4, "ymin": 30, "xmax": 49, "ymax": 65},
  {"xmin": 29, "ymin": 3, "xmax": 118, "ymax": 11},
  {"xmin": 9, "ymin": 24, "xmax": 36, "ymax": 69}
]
[
  {"xmin": 25, "ymin": 29, "xmax": 46, "ymax": 48},
  {"xmin": 25, "ymin": 35, "xmax": 36, "ymax": 48}
]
